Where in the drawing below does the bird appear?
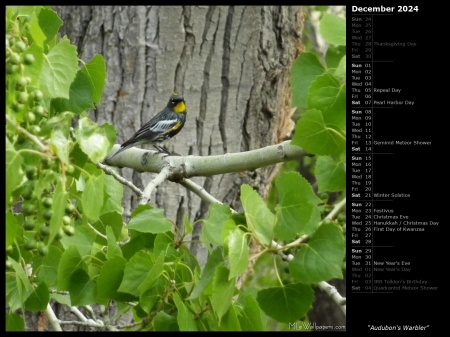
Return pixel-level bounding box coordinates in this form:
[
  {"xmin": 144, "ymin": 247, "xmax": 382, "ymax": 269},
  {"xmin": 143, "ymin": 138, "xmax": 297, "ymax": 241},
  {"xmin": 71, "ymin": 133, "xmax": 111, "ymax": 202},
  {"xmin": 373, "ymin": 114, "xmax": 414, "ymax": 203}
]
[{"xmin": 106, "ymin": 93, "xmax": 186, "ymax": 161}]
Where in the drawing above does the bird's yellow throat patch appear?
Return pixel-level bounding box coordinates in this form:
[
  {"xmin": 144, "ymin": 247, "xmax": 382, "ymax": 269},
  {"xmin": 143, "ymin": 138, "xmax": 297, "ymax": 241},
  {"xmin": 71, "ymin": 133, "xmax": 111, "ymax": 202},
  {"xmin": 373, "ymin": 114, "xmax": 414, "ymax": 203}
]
[{"xmin": 174, "ymin": 101, "xmax": 186, "ymax": 113}]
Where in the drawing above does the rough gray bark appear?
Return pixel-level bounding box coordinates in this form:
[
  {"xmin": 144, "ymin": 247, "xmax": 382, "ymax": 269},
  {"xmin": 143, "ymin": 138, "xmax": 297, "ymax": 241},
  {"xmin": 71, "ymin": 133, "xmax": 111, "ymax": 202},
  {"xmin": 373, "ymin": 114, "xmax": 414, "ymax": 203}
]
[
  {"xmin": 28, "ymin": 5, "xmax": 305, "ymax": 331},
  {"xmin": 54, "ymin": 5, "xmax": 302, "ymax": 262}
]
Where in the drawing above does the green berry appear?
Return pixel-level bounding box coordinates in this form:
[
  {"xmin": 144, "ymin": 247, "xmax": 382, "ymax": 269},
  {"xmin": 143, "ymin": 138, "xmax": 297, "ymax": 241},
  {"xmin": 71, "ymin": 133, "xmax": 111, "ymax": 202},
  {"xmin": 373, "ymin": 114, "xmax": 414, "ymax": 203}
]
[
  {"xmin": 25, "ymin": 166, "xmax": 38, "ymax": 180},
  {"xmin": 63, "ymin": 225, "xmax": 75, "ymax": 236},
  {"xmin": 22, "ymin": 203, "xmax": 37, "ymax": 216},
  {"xmin": 23, "ymin": 54, "xmax": 35, "ymax": 65},
  {"xmin": 65, "ymin": 203, "xmax": 76, "ymax": 215},
  {"xmin": 17, "ymin": 92, "xmax": 29, "ymax": 104},
  {"xmin": 6, "ymin": 260, "xmax": 14, "ymax": 270},
  {"xmin": 25, "ymin": 111, "xmax": 36, "ymax": 123},
  {"xmin": 6, "ymin": 63, "xmax": 19, "ymax": 74},
  {"xmin": 62, "ymin": 215, "xmax": 71, "ymax": 226},
  {"xmin": 6, "ymin": 245, "xmax": 14, "ymax": 256},
  {"xmin": 29, "ymin": 125, "xmax": 41, "ymax": 134},
  {"xmin": 12, "ymin": 103, "xmax": 24, "ymax": 112},
  {"xmin": 23, "ymin": 219, "xmax": 36, "ymax": 230},
  {"xmin": 41, "ymin": 197, "xmax": 53, "ymax": 208},
  {"xmin": 39, "ymin": 225, "xmax": 50, "ymax": 237},
  {"xmin": 66, "ymin": 164, "xmax": 75, "ymax": 174},
  {"xmin": 38, "ymin": 245, "xmax": 48, "ymax": 256},
  {"xmin": 42, "ymin": 209, "xmax": 53, "ymax": 221},
  {"xmin": 15, "ymin": 40, "xmax": 27, "ymax": 52},
  {"xmin": 34, "ymin": 105, "xmax": 46, "ymax": 116},
  {"xmin": 22, "ymin": 187, "xmax": 34, "ymax": 201},
  {"xmin": 16, "ymin": 77, "xmax": 28, "ymax": 90},
  {"xmin": 32, "ymin": 90, "xmax": 44, "ymax": 102},
  {"xmin": 9, "ymin": 52, "xmax": 21, "ymax": 64},
  {"xmin": 25, "ymin": 239, "xmax": 37, "ymax": 250}
]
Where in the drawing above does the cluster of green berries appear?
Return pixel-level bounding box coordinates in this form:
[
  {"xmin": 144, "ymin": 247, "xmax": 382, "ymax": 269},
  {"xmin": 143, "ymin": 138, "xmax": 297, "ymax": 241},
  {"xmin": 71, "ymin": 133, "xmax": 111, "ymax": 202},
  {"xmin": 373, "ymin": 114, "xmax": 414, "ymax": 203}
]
[{"xmin": 6, "ymin": 34, "xmax": 47, "ymax": 136}]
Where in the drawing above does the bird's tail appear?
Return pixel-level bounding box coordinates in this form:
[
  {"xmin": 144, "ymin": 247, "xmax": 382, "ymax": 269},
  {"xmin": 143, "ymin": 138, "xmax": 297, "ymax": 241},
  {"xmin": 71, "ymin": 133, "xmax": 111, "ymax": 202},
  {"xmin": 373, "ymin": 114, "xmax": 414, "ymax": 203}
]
[{"xmin": 104, "ymin": 144, "xmax": 132, "ymax": 162}]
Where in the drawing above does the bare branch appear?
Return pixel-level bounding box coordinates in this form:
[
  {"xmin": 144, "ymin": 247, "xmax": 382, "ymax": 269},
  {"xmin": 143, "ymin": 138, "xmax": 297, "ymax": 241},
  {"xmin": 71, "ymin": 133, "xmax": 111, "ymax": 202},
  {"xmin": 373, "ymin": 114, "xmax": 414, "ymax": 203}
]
[
  {"xmin": 6, "ymin": 114, "xmax": 48, "ymax": 152},
  {"xmin": 46, "ymin": 303, "xmax": 62, "ymax": 331},
  {"xmin": 139, "ymin": 165, "xmax": 171, "ymax": 204},
  {"xmin": 105, "ymin": 140, "xmax": 307, "ymax": 179},
  {"xmin": 97, "ymin": 161, "xmax": 143, "ymax": 196}
]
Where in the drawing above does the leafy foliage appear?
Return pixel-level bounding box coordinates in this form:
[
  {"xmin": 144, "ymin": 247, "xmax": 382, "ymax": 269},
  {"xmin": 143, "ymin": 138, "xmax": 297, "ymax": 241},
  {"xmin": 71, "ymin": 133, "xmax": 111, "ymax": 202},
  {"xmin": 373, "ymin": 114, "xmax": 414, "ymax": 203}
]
[{"xmin": 5, "ymin": 6, "xmax": 346, "ymax": 331}]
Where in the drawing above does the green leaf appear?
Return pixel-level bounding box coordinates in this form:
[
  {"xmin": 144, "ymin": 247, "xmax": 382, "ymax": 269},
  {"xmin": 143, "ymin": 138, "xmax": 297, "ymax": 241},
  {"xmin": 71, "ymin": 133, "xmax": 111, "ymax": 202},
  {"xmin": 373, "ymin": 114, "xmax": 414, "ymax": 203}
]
[
  {"xmin": 81, "ymin": 54, "xmax": 106, "ymax": 104},
  {"xmin": 275, "ymin": 172, "xmax": 322, "ymax": 240},
  {"xmin": 52, "ymin": 71, "xmax": 94, "ymax": 114},
  {"xmin": 289, "ymin": 223, "xmax": 345, "ymax": 283},
  {"xmin": 6, "ymin": 274, "xmax": 22, "ymax": 312},
  {"xmin": 49, "ymin": 181, "xmax": 68, "ymax": 244},
  {"xmin": 320, "ymin": 13, "xmax": 346, "ymax": 46},
  {"xmin": 139, "ymin": 278, "xmax": 166, "ymax": 314},
  {"xmin": 69, "ymin": 268, "xmax": 98, "ymax": 305},
  {"xmin": 38, "ymin": 7, "xmax": 63, "ymax": 44},
  {"xmin": 40, "ymin": 36, "xmax": 78, "ymax": 99},
  {"xmin": 82, "ymin": 172, "xmax": 104, "ymax": 222},
  {"xmin": 22, "ymin": 43, "xmax": 44, "ymax": 85},
  {"xmin": 75, "ymin": 117, "xmax": 116, "ymax": 162},
  {"xmin": 291, "ymin": 53, "xmax": 325, "ymax": 109},
  {"xmin": 29, "ymin": 11, "xmax": 46, "ymax": 48},
  {"xmin": 183, "ymin": 213, "xmax": 193, "ymax": 235},
  {"xmin": 106, "ymin": 225, "xmax": 122, "ymax": 259},
  {"xmin": 60, "ymin": 225, "xmax": 96, "ymax": 257},
  {"xmin": 201, "ymin": 203, "xmax": 233, "ymax": 247},
  {"xmin": 138, "ymin": 252, "xmax": 165, "ymax": 294},
  {"xmin": 50, "ymin": 128, "xmax": 73, "ymax": 165},
  {"xmin": 227, "ymin": 228, "xmax": 249, "ymax": 279},
  {"xmin": 7, "ymin": 257, "xmax": 34, "ymax": 311},
  {"xmin": 6, "ymin": 211, "xmax": 18, "ymax": 248},
  {"xmin": 118, "ymin": 251, "xmax": 153, "ymax": 296},
  {"xmin": 153, "ymin": 232, "xmax": 178, "ymax": 261},
  {"xmin": 173, "ymin": 293, "xmax": 198, "ymax": 331},
  {"xmin": 257, "ymin": 283, "xmax": 314, "ymax": 323},
  {"xmin": 24, "ymin": 282, "xmax": 49, "ymax": 312},
  {"xmin": 291, "ymin": 108, "xmax": 345, "ymax": 156},
  {"xmin": 154, "ymin": 311, "xmax": 179, "ymax": 331},
  {"xmin": 102, "ymin": 174, "xmax": 123, "ymax": 214},
  {"xmin": 37, "ymin": 245, "xmax": 63, "ymax": 287},
  {"xmin": 97, "ymin": 255, "xmax": 127, "ymax": 304},
  {"xmin": 238, "ymin": 294, "xmax": 265, "ymax": 331},
  {"xmin": 211, "ymin": 265, "xmax": 236, "ymax": 324},
  {"xmin": 127, "ymin": 208, "xmax": 173, "ymax": 233},
  {"xmin": 6, "ymin": 138, "xmax": 24, "ymax": 208},
  {"xmin": 332, "ymin": 54, "xmax": 346, "ymax": 79},
  {"xmin": 187, "ymin": 248, "xmax": 224, "ymax": 300},
  {"xmin": 240, "ymin": 185, "xmax": 275, "ymax": 246},
  {"xmin": 5, "ymin": 313, "xmax": 25, "ymax": 331},
  {"xmin": 315, "ymin": 156, "xmax": 346, "ymax": 192},
  {"xmin": 57, "ymin": 246, "xmax": 86, "ymax": 291},
  {"xmin": 219, "ymin": 304, "xmax": 241, "ymax": 331},
  {"xmin": 308, "ymin": 73, "xmax": 346, "ymax": 128},
  {"xmin": 93, "ymin": 212, "xmax": 123, "ymax": 245}
]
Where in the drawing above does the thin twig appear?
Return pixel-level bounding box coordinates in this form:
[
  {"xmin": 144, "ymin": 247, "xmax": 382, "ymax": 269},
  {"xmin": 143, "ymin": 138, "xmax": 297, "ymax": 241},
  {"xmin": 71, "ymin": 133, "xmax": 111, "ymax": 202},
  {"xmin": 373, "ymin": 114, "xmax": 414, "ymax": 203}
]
[
  {"xmin": 46, "ymin": 303, "xmax": 62, "ymax": 331},
  {"xmin": 87, "ymin": 222, "xmax": 107, "ymax": 240},
  {"xmin": 97, "ymin": 161, "xmax": 143, "ymax": 196},
  {"xmin": 139, "ymin": 165, "xmax": 170, "ymax": 204},
  {"xmin": 317, "ymin": 281, "xmax": 346, "ymax": 315},
  {"xmin": 323, "ymin": 197, "xmax": 346, "ymax": 221},
  {"xmin": 6, "ymin": 114, "xmax": 48, "ymax": 152}
]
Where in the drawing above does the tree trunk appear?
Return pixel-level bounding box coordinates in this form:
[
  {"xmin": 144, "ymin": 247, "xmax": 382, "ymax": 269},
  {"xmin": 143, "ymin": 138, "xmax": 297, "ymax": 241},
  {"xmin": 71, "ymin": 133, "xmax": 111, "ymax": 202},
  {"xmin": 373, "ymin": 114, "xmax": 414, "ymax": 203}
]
[
  {"xmin": 31, "ymin": 5, "xmax": 304, "ymax": 331},
  {"xmin": 55, "ymin": 5, "xmax": 302, "ymax": 262}
]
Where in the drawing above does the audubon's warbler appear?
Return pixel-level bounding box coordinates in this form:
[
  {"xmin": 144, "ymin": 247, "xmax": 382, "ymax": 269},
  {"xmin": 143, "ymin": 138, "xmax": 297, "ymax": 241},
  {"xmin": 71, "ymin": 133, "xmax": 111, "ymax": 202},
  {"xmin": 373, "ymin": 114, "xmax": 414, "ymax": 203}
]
[{"xmin": 106, "ymin": 93, "xmax": 187, "ymax": 161}]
